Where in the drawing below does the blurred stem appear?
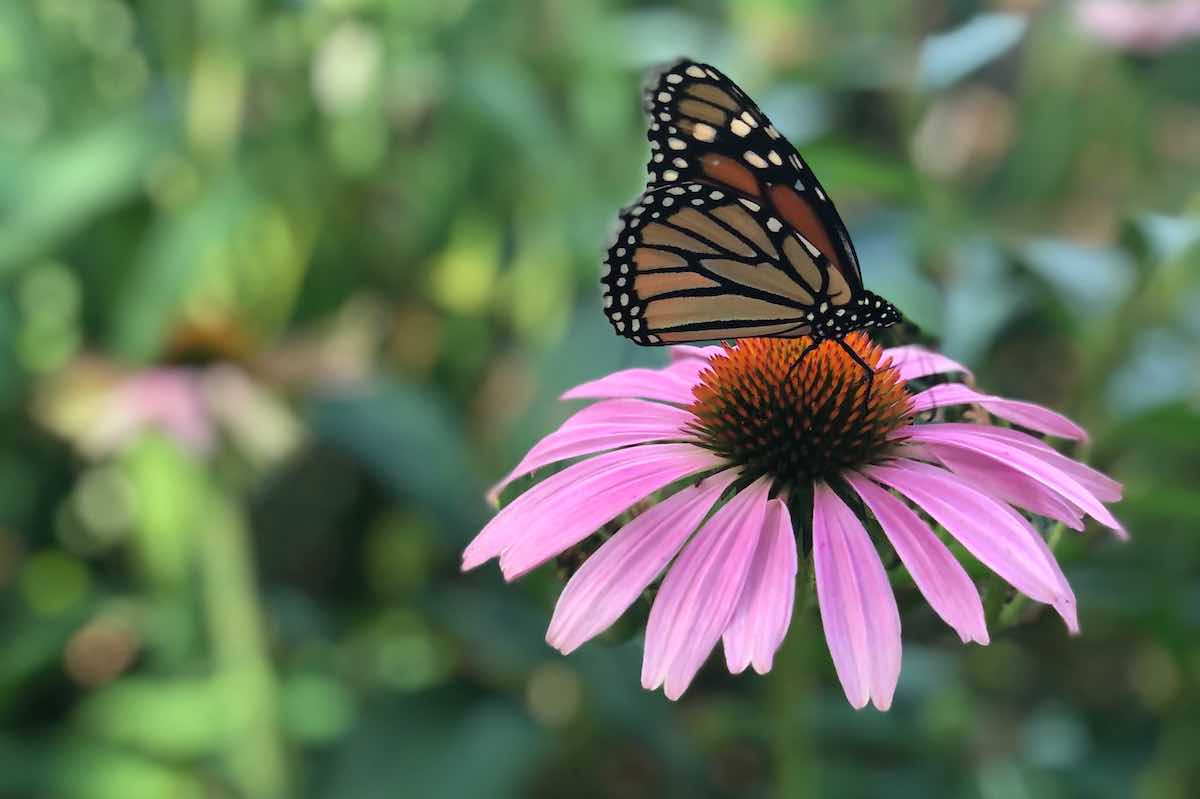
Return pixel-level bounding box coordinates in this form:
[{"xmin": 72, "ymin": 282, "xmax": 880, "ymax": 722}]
[
  {"xmin": 200, "ymin": 494, "xmax": 289, "ymax": 799},
  {"xmin": 772, "ymin": 559, "xmax": 817, "ymax": 799}
]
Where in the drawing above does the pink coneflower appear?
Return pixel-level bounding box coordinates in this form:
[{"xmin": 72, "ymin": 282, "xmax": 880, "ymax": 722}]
[
  {"xmin": 463, "ymin": 335, "xmax": 1123, "ymax": 709},
  {"xmin": 1077, "ymin": 0, "xmax": 1200, "ymax": 54}
]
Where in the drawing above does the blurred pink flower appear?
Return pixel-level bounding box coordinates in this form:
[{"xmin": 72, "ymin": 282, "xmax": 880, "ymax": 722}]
[
  {"xmin": 103, "ymin": 368, "xmax": 217, "ymax": 455},
  {"xmin": 37, "ymin": 358, "xmax": 301, "ymax": 462},
  {"xmin": 1078, "ymin": 0, "xmax": 1200, "ymax": 53},
  {"xmin": 463, "ymin": 336, "xmax": 1123, "ymax": 709}
]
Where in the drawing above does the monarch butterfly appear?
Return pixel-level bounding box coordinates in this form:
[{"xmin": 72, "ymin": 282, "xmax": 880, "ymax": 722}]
[{"xmin": 602, "ymin": 59, "xmax": 904, "ymax": 389}]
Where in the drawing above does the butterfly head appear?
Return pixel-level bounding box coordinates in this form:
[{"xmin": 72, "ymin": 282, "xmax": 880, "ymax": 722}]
[
  {"xmin": 859, "ymin": 291, "xmax": 903, "ymax": 330},
  {"xmin": 813, "ymin": 291, "xmax": 903, "ymax": 339}
]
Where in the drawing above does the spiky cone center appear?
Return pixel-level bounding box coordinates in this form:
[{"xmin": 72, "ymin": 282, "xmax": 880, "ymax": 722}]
[{"xmin": 687, "ymin": 334, "xmax": 913, "ymax": 489}]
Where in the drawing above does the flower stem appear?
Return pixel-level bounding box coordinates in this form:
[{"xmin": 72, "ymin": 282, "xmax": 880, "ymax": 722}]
[
  {"xmin": 199, "ymin": 495, "xmax": 289, "ymax": 799},
  {"xmin": 771, "ymin": 560, "xmax": 817, "ymax": 798}
]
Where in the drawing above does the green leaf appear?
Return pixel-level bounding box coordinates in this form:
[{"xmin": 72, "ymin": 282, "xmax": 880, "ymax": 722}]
[
  {"xmin": 0, "ymin": 116, "xmax": 165, "ymax": 278},
  {"xmin": 107, "ymin": 173, "xmax": 255, "ymax": 362}
]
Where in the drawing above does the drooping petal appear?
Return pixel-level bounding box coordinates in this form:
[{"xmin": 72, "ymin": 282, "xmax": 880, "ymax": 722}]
[
  {"xmin": 722, "ymin": 499, "xmax": 798, "ymax": 675},
  {"xmin": 883, "ymin": 346, "xmax": 973, "ymax": 383},
  {"xmin": 462, "ymin": 443, "xmax": 722, "ymax": 574},
  {"xmin": 811, "ymin": 482, "xmax": 902, "ymax": 711},
  {"xmin": 642, "ymin": 476, "xmax": 772, "ymax": 700},
  {"xmin": 546, "ymin": 469, "xmax": 738, "ymax": 654},
  {"xmin": 562, "ymin": 359, "xmax": 708, "ymax": 405},
  {"xmin": 909, "ymin": 384, "xmax": 1088, "ymax": 441},
  {"xmin": 916, "ymin": 444, "xmax": 1086, "ymax": 531},
  {"xmin": 498, "ymin": 445, "xmax": 726, "ymax": 580},
  {"xmin": 927, "ymin": 423, "xmax": 1122, "ymax": 503},
  {"xmin": 845, "ymin": 473, "xmax": 989, "ymax": 645},
  {"xmin": 487, "ymin": 399, "xmax": 696, "ymax": 504},
  {"xmin": 865, "ymin": 459, "xmax": 1078, "ymax": 633},
  {"xmin": 670, "ymin": 345, "xmax": 725, "ymax": 362},
  {"xmin": 904, "ymin": 426, "xmax": 1124, "ymax": 535}
]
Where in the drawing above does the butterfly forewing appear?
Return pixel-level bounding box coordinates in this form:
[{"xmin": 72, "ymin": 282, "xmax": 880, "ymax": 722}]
[{"xmin": 627, "ymin": 58, "xmax": 865, "ymax": 327}]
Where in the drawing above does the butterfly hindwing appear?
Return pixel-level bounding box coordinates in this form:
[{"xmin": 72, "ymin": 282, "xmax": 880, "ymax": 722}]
[
  {"xmin": 602, "ymin": 180, "xmax": 859, "ymax": 345},
  {"xmin": 637, "ymin": 59, "xmax": 864, "ymax": 295}
]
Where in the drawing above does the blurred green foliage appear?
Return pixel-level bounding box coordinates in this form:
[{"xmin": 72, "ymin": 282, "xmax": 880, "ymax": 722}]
[{"xmin": 1, "ymin": 0, "xmax": 1199, "ymax": 797}]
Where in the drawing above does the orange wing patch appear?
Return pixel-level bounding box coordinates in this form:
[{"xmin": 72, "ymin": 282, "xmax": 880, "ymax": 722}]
[
  {"xmin": 767, "ymin": 185, "xmax": 839, "ymax": 267},
  {"xmin": 701, "ymin": 154, "xmax": 761, "ymax": 197}
]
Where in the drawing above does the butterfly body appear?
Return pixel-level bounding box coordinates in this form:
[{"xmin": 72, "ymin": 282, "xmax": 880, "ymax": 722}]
[{"xmin": 602, "ymin": 59, "xmax": 903, "ymax": 352}]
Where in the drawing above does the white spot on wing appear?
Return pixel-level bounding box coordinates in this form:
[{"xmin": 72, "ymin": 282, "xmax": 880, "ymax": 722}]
[
  {"xmin": 657, "ymin": 92, "xmax": 671, "ymax": 102},
  {"xmin": 744, "ymin": 151, "xmax": 768, "ymax": 168},
  {"xmin": 730, "ymin": 119, "xmax": 751, "ymax": 137},
  {"xmin": 692, "ymin": 122, "xmax": 717, "ymax": 142},
  {"xmin": 739, "ymin": 198, "xmax": 761, "ymax": 211},
  {"xmin": 662, "ymin": 169, "xmax": 679, "ymax": 181},
  {"xmin": 668, "ymin": 137, "xmax": 686, "ymax": 150},
  {"xmin": 766, "ymin": 217, "xmax": 782, "ymax": 232},
  {"xmin": 767, "ymin": 150, "xmax": 782, "ymax": 166},
  {"xmin": 685, "ymin": 65, "xmax": 706, "ymax": 78},
  {"xmin": 666, "ymin": 73, "xmax": 683, "ymax": 84}
]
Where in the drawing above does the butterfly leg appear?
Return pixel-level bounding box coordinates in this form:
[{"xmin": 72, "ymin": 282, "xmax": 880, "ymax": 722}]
[
  {"xmin": 782, "ymin": 339, "xmax": 822, "ymax": 406},
  {"xmin": 836, "ymin": 337, "xmax": 876, "ymax": 406},
  {"xmin": 784, "ymin": 339, "xmax": 821, "ymax": 383}
]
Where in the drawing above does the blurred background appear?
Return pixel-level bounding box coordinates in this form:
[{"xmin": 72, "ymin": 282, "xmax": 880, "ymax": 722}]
[{"xmin": 1, "ymin": 0, "xmax": 1199, "ymax": 797}]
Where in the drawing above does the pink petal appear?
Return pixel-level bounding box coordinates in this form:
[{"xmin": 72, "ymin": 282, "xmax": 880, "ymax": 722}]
[
  {"xmin": 845, "ymin": 473, "xmax": 988, "ymax": 645},
  {"xmin": 561, "ymin": 359, "xmax": 707, "ymax": 405},
  {"xmin": 905, "ymin": 426, "xmax": 1124, "ymax": 535},
  {"xmin": 462, "ymin": 443, "xmax": 722, "ymax": 574},
  {"xmin": 670, "ymin": 345, "xmax": 724, "ymax": 362},
  {"xmin": 546, "ymin": 469, "xmax": 738, "ymax": 654},
  {"xmin": 642, "ymin": 476, "xmax": 773, "ymax": 700},
  {"xmin": 916, "ymin": 444, "xmax": 1086, "ymax": 531},
  {"xmin": 812, "ymin": 482, "xmax": 902, "ymax": 711},
  {"xmin": 883, "ymin": 346, "xmax": 973, "ymax": 383},
  {"xmin": 722, "ymin": 499, "xmax": 798, "ymax": 675},
  {"xmin": 909, "ymin": 384, "xmax": 1088, "ymax": 441},
  {"xmin": 486, "ymin": 399, "xmax": 695, "ymax": 504},
  {"xmin": 865, "ymin": 459, "xmax": 1079, "ymax": 633},
  {"xmin": 928, "ymin": 423, "xmax": 1121, "ymax": 503}
]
